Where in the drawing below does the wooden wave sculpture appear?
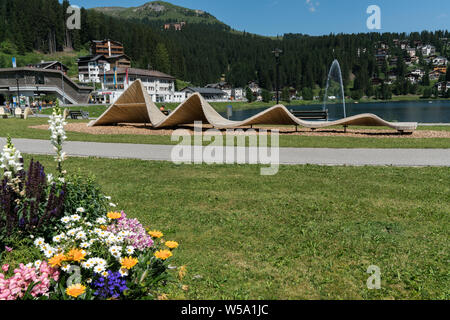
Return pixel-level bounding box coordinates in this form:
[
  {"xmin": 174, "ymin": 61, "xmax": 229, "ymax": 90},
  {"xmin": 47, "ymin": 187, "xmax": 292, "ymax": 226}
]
[{"xmin": 88, "ymin": 80, "xmax": 418, "ymax": 132}]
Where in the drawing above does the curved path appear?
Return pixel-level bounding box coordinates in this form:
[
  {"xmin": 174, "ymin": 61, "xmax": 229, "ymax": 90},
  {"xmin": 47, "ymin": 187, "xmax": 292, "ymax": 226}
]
[{"xmin": 88, "ymin": 80, "xmax": 418, "ymax": 132}]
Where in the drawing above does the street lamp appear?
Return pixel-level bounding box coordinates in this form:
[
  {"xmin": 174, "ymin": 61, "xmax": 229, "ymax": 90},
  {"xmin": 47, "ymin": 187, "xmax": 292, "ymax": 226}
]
[{"xmin": 272, "ymin": 48, "xmax": 283, "ymax": 104}]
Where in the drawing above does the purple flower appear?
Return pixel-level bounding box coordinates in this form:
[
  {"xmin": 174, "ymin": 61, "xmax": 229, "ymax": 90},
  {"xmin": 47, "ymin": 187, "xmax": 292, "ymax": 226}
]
[
  {"xmin": 107, "ymin": 212, "xmax": 153, "ymax": 251},
  {"xmin": 5, "ymin": 246, "xmax": 13, "ymax": 252}
]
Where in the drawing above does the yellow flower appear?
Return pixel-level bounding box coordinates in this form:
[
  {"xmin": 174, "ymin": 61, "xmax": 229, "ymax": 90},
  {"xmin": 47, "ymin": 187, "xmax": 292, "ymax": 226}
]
[
  {"xmin": 148, "ymin": 230, "xmax": 163, "ymax": 238},
  {"xmin": 154, "ymin": 250, "xmax": 173, "ymax": 260},
  {"xmin": 48, "ymin": 254, "xmax": 66, "ymax": 268},
  {"xmin": 120, "ymin": 256, "xmax": 138, "ymax": 270},
  {"xmin": 107, "ymin": 211, "xmax": 122, "ymax": 220},
  {"xmin": 165, "ymin": 241, "xmax": 179, "ymax": 249},
  {"xmin": 100, "ymin": 225, "xmax": 108, "ymax": 231},
  {"xmin": 66, "ymin": 248, "xmax": 86, "ymax": 262},
  {"xmin": 66, "ymin": 284, "xmax": 86, "ymax": 298}
]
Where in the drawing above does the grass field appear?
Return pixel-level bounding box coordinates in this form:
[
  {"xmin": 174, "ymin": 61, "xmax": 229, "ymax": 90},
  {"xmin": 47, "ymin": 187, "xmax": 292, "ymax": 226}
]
[
  {"xmin": 12, "ymin": 155, "xmax": 449, "ymax": 300},
  {"xmin": 1, "ymin": 118, "xmax": 450, "ymax": 149}
]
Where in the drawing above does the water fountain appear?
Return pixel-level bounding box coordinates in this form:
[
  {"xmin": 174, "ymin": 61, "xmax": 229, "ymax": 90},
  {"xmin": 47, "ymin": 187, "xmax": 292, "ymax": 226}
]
[{"xmin": 323, "ymin": 59, "xmax": 346, "ymax": 119}]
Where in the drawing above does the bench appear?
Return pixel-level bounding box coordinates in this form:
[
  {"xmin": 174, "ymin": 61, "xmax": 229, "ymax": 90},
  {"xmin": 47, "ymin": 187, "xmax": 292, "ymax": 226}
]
[
  {"xmin": 0, "ymin": 107, "xmax": 8, "ymax": 118},
  {"xmin": 290, "ymin": 110, "xmax": 328, "ymax": 120},
  {"xmin": 69, "ymin": 110, "xmax": 90, "ymax": 120}
]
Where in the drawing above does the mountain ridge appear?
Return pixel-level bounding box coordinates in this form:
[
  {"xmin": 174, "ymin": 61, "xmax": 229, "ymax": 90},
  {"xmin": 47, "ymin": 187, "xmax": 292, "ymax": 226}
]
[{"xmin": 93, "ymin": 1, "xmax": 224, "ymax": 26}]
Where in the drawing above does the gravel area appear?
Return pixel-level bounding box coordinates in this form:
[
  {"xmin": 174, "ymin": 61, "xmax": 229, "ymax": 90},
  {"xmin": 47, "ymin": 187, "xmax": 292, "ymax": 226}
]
[{"xmin": 29, "ymin": 123, "xmax": 450, "ymax": 139}]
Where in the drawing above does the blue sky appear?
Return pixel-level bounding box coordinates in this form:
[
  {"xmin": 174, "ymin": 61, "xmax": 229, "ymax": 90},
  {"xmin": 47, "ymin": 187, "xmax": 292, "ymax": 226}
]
[{"xmin": 66, "ymin": 0, "xmax": 450, "ymax": 36}]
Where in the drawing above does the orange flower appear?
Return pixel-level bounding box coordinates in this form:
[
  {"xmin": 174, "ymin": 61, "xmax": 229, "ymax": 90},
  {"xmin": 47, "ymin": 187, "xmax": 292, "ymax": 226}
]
[
  {"xmin": 165, "ymin": 241, "xmax": 179, "ymax": 249},
  {"xmin": 100, "ymin": 225, "xmax": 108, "ymax": 231},
  {"xmin": 66, "ymin": 284, "xmax": 86, "ymax": 298},
  {"xmin": 178, "ymin": 265, "xmax": 187, "ymax": 281},
  {"xmin": 66, "ymin": 248, "xmax": 86, "ymax": 262},
  {"xmin": 48, "ymin": 254, "xmax": 66, "ymax": 268},
  {"xmin": 120, "ymin": 256, "xmax": 138, "ymax": 270},
  {"xmin": 107, "ymin": 211, "xmax": 122, "ymax": 220},
  {"xmin": 148, "ymin": 230, "xmax": 163, "ymax": 238},
  {"xmin": 154, "ymin": 250, "xmax": 173, "ymax": 260}
]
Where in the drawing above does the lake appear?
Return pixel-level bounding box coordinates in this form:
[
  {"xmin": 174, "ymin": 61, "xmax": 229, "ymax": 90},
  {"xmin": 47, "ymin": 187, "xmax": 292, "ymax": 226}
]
[{"xmin": 220, "ymin": 100, "xmax": 450, "ymax": 123}]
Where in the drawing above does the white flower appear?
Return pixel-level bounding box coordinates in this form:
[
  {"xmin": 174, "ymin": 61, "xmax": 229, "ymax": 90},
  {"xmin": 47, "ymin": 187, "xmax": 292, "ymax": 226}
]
[
  {"xmin": 109, "ymin": 203, "xmax": 117, "ymax": 207},
  {"xmin": 82, "ymin": 261, "xmax": 94, "ymax": 269},
  {"xmin": 52, "ymin": 235, "xmax": 62, "ymax": 243},
  {"xmin": 101, "ymin": 271, "xmax": 109, "ymax": 277},
  {"xmin": 61, "ymin": 265, "xmax": 71, "ymax": 272},
  {"xmin": 86, "ymin": 278, "xmax": 92, "ymax": 284},
  {"xmin": 70, "ymin": 214, "xmax": 81, "ymax": 222},
  {"xmin": 126, "ymin": 246, "xmax": 135, "ymax": 255},
  {"xmin": 44, "ymin": 248, "xmax": 55, "ymax": 258},
  {"xmin": 76, "ymin": 207, "xmax": 85, "ymax": 213},
  {"xmin": 96, "ymin": 218, "xmax": 107, "ymax": 225},
  {"xmin": 75, "ymin": 231, "xmax": 87, "ymax": 240},
  {"xmin": 47, "ymin": 174, "xmax": 54, "ymax": 183},
  {"xmin": 34, "ymin": 238, "xmax": 45, "ymax": 247},
  {"xmin": 94, "ymin": 265, "xmax": 105, "ymax": 274},
  {"xmin": 25, "ymin": 263, "xmax": 33, "ymax": 268},
  {"xmin": 61, "ymin": 217, "xmax": 71, "ymax": 224},
  {"xmin": 104, "ymin": 196, "xmax": 112, "ymax": 200},
  {"xmin": 34, "ymin": 261, "xmax": 42, "ymax": 269},
  {"xmin": 109, "ymin": 246, "xmax": 122, "ymax": 258},
  {"xmin": 119, "ymin": 268, "xmax": 129, "ymax": 277},
  {"xmin": 58, "ymin": 177, "xmax": 65, "ymax": 183},
  {"xmin": 118, "ymin": 230, "xmax": 129, "ymax": 237},
  {"xmin": 80, "ymin": 242, "xmax": 91, "ymax": 248}
]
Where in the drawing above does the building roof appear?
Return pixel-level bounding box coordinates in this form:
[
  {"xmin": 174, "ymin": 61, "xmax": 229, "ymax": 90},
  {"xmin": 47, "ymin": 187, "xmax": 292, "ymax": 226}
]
[
  {"xmin": 105, "ymin": 67, "xmax": 175, "ymax": 80},
  {"xmin": 30, "ymin": 61, "xmax": 69, "ymax": 71},
  {"xmin": 181, "ymin": 87, "xmax": 226, "ymax": 95}
]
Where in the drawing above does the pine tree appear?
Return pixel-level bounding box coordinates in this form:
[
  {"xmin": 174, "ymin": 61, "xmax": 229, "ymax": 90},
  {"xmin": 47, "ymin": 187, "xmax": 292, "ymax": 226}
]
[{"xmin": 154, "ymin": 43, "xmax": 170, "ymax": 74}]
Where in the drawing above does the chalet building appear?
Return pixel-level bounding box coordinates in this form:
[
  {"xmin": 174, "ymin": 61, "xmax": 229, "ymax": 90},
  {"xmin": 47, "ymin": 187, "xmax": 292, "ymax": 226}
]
[
  {"xmin": 27, "ymin": 61, "xmax": 69, "ymax": 75},
  {"xmin": 181, "ymin": 87, "xmax": 227, "ymax": 101},
  {"xmin": 405, "ymin": 73, "xmax": 421, "ymax": 84},
  {"xmin": 434, "ymin": 66, "xmax": 447, "ymax": 74},
  {"xmin": 77, "ymin": 54, "xmax": 131, "ymax": 84},
  {"xmin": 435, "ymin": 81, "xmax": 450, "ymax": 92},
  {"xmin": 90, "ymin": 40, "xmax": 125, "ymax": 57},
  {"xmin": 205, "ymin": 82, "xmax": 244, "ymax": 100},
  {"xmin": 433, "ymin": 56, "xmax": 448, "ymax": 66},
  {"xmin": 371, "ymin": 77, "xmax": 384, "ymax": 85},
  {"xmin": 406, "ymin": 47, "xmax": 416, "ymax": 57},
  {"xmin": 163, "ymin": 22, "xmax": 186, "ymax": 31},
  {"xmin": 101, "ymin": 67, "xmax": 176, "ymax": 103},
  {"xmin": 429, "ymin": 70, "xmax": 445, "ymax": 81},
  {"xmin": 420, "ymin": 45, "xmax": 436, "ymax": 56}
]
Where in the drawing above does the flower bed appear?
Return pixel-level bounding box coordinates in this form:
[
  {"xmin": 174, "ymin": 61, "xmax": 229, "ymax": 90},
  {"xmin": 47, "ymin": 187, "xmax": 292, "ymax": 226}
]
[{"xmin": 0, "ymin": 105, "xmax": 182, "ymax": 300}]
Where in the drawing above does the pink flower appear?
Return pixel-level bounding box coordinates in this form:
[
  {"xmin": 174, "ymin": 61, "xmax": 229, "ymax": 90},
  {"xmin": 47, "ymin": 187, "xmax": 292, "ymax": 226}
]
[
  {"xmin": 5, "ymin": 246, "xmax": 12, "ymax": 252},
  {"xmin": 1, "ymin": 264, "xmax": 9, "ymax": 272}
]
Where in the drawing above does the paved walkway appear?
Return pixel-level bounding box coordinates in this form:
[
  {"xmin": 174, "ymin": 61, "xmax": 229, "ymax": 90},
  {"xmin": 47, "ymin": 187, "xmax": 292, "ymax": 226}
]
[{"xmin": 1, "ymin": 138, "xmax": 449, "ymax": 167}]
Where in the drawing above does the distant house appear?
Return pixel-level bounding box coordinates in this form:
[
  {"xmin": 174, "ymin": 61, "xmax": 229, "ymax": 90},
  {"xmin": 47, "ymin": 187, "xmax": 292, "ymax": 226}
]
[
  {"xmin": 163, "ymin": 22, "xmax": 186, "ymax": 31},
  {"xmin": 421, "ymin": 45, "xmax": 436, "ymax": 56},
  {"xmin": 435, "ymin": 81, "xmax": 450, "ymax": 92},
  {"xmin": 406, "ymin": 47, "xmax": 416, "ymax": 57},
  {"xmin": 410, "ymin": 56, "xmax": 419, "ymax": 64},
  {"xmin": 28, "ymin": 61, "xmax": 69, "ymax": 75},
  {"xmin": 91, "ymin": 40, "xmax": 125, "ymax": 57},
  {"xmin": 248, "ymin": 81, "xmax": 261, "ymax": 94},
  {"xmin": 433, "ymin": 56, "xmax": 448, "ymax": 66},
  {"xmin": 429, "ymin": 70, "xmax": 445, "ymax": 81},
  {"xmin": 180, "ymin": 87, "xmax": 227, "ymax": 101},
  {"xmin": 434, "ymin": 66, "xmax": 447, "ymax": 74},
  {"xmin": 406, "ymin": 73, "xmax": 421, "ymax": 84},
  {"xmin": 411, "ymin": 69, "xmax": 425, "ymax": 77}
]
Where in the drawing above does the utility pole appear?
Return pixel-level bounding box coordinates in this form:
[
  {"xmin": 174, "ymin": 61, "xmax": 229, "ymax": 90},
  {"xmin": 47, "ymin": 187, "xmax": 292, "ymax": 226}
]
[
  {"xmin": 15, "ymin": 74, "xmax": 20, "ymax": 109},
  {"xmin": 61, "ymin": 71, "xmax": 66, "ymax": 105},
  {"xmin": 272, "ymin": 48, "xmax": 283, "ymax": 104}
]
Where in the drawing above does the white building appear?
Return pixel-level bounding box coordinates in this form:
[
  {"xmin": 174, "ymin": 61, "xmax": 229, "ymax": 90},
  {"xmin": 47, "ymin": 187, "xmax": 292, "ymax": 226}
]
[
  {"xmin": 421, "ymin": 45, "xmax": 436, "ymax": 56},
  {"xmin": 101, "ymin": 68, "xmax": 177, "ymax": 103}
]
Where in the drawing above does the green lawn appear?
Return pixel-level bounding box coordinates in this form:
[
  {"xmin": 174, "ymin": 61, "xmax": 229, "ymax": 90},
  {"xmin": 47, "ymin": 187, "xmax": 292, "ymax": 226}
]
[
  {"xmin": 14, "ymin": 155, "xmax": 450, "ymax": 300},
  {"xmin": 1, "ymin": 118, "xmax": 449, "ymax": 149}
]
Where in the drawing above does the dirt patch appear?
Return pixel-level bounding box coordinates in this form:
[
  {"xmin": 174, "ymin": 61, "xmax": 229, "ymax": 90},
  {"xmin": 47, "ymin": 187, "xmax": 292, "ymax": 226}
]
[{"xmin": 29, "ymin": 123, "xmax": 450, "ymax": 139}]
